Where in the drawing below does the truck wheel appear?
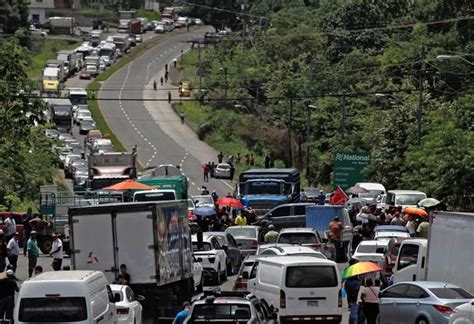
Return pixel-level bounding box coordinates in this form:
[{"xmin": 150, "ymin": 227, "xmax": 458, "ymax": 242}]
[{"xmin": 39, "ymin": 238, "xmax": 53, "ymax": 254}]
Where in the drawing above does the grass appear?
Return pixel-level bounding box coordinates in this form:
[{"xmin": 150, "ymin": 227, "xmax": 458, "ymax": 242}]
[
  {"xmin": 29, "ymin": 38, "xmax": 82, "ymax": 80},
  {"xmin": 136, "ymin": 9, "xmax": 161, "ymax": 22}
]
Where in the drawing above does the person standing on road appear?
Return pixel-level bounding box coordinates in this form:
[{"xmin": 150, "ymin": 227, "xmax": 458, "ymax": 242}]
[
  {"xmin": 234, "ymin": 212, "xmax": 247, "ymax": 226},
  {"xmin": 329, "ymin": 216, "xmax": 343, "ymax": 262},
  {"xmin": 300, "ymin": 188, "xmax": 308, "ymax": 202},
  {"xmin": 4, "ymin": 213, "xmax": 16, "ymax": 243},
  {"xmin": 202, "ymin": 164, "xmax": 209, "ymax": 182},
  {"xmin": 173, "ymin": 301, "xmax": 190, "ymax": 324},
  {"xmin": 264, "ymin": 224, "xmax": 279, "ymax": 243},
  {"xmin": 180, "ymin": 112, "xmax": 185, "ymax": 124},
  {"xmin": 27, "ymin": 231, "xmax": 39, "ymax": 278},
  {"xmin": 229, "ymin": 164, "xmax": 235, "ymax": 183},
  {"xmin": 165, "ymin": 63, "xmax": 168, "ymax": 73},
  {"xmin": 23, "ymin": 208, "xmax": 33, "ymax": 256},
  {"xmin": 318, "ymin": 190, "xmax": 325, "ymax": 205},
  {"xmin": 344, "ymin": 259, "xmax": 361, "ymax": 324},
  {"xmin": 160, "ymin": 76, "xmax": 164, "ymax": 86},
  {"xmin": 173, "ymin": 58, "xmax": 177, "ymax": 68},
  {"xmin": 390, "ymin": 211, "xmax": 404, "ymax": 226},
  {"xmin": 165, "ymin": 71, "xmax": 169, "ymax": 83},
  {"xmin": 168, "ymin": 91, "xmax": 172, "ymax": 103},
  {"xmin": 153, "ymin": 80, "xmax": 157, "ymax": 90},
  {"xmin": 0, "ymin": 269, "xmax": 19, "ymax": 322},
  {"xmin": 6, "ymin": 233, "xmax": 19, "ymax": 272},
  {"xmin": 50, "ymin": 233, "xmax": 63, "ymax": 271},
  {"xmin": 217, "ymin": 152, "xmax": 224, "ymax": 163},
  {"xmin": 360, "ymin": 279, "xmax": 380, "ymax": 324}
]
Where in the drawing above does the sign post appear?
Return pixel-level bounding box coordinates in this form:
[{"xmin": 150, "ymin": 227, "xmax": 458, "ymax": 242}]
[{"xmin": 333, "ymin": 152, "xmax": 371, "ymax": 190}]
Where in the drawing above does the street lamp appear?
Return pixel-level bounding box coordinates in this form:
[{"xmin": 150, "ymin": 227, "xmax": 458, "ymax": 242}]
[{"xmin": 436, "ymin": 55, "xmax": 474, "ymax": 66}]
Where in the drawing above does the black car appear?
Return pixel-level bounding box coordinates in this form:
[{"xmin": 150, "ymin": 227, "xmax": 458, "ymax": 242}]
[
  {"xmin": 257, "ymin": 202, "xmax": 316, "ymax": 230},
  {"xmin": 303, "ymin": 187, "xmax": 321, "ymax": 202}
]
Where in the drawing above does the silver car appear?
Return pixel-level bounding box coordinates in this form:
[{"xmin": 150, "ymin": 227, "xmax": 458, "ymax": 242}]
[
  {"xmin": 379, "ymin": 281, "xmax": 473, "ymax": 324},
  {"xmin": 213, "ymin": 163, "xmax": 232, "ymax": 179},
  {"xmin": 225, "ymin": 226, "xmax": 262, "ymax": 256}
]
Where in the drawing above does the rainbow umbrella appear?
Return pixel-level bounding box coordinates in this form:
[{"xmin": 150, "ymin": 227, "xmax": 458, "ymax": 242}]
[{"xmin": 342, "ymin": 261, "xmax": 382, "ymax": 279}]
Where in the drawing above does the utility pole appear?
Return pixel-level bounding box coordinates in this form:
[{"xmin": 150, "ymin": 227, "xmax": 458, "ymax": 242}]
[
  {"xmin": 306, "ymin": 103, "xmax": 316, "ymax": 184},
  {"xmin": 341, "ymin": 94, "xmax": 346, "ymax": 139},
  {"xmin": 287, "ymin": 94, "xmax": 294, "ymax": 167},
  {"xmin": 417, "ymin": 46, "xmax": 425, "ymax": 145}
]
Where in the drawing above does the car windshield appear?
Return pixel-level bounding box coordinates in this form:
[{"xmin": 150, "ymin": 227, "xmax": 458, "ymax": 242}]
[
  {"xmin": 357, "ymin": 245, "xmax": 385, "ymax": 254},
  {"xmin": 134, "ymin": 191, "xmax": 175, "ymax": 202},
  {"xmin": 395, "ymin": 194, "xmax": 426, "ymax": 206},
  {"xmin": 278, "ymin": 233, "xmax": 317, "ymax": 244},
  {"xmin": 190, "ymin": 304, "xmax": 251, "ymax": 320},
  {"xmin": 227, "ymin": 227, "xmax": 256, "ymax": 238},
  {"xmin": 359, "ymin": 190, "xmax": 382, "ymax": 199},
  {"xmin": 19, "ymin": 297, "xmax": 87, "ymax": 322},
  {"xmin": 192, "ymin": 242, "xmax": 212, "ymax": 251},
  {"xmin": 218, "ymin": 164, "xmax": 230, "ymax": 170},
  {"xmin": 243, "ymin": 181, "xmax": 290, "ymax": 195},
  {"xmin": 194, "ymin": 196, "xmax": 214, "ymax": 206},
  {"xmin": 286, "ymin": 266, "xmax": 338, "ymax": 288},
  {"xmin": 429, "ymin": 288, "xmax": 473, "ymax": 299},
  {"xmin": 112, "ymin": 290, "xmax": 124, "ymax": 301}
]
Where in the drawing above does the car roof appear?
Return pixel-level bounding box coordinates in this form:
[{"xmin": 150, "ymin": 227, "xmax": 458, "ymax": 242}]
[
  {"xmin": 387, "ymin": 190, "xmax": 426, "ymax": 195},
  {"xmin": 279, "ymin": 227, "xmax": 316, "ymax": 233},
  {"xmin": 29, "ymin": 270, "xmax": 97, "ymax": 282},
  {"xmin": 358, "ymin": 240, "xmax": 390, "ymax": 246},
  {"xmin": 268, "ymin": 245, "xmax": 323, "ymax": 254},
  {"xmin": 259, "ymin": 255, "xmax": 335, "ymax": 266},
  {"xmin": 109, "ymin": 284, "xmax": 126, "ymax": 292},
  {"xmin": 391, "ymin": 281, "xmax": 463, "ymax": 289},
  {"xmin": 191, "ymin": 234, "xmax": 212, "ymax": 243},
  {"xmin": 375, "ymin": 225, "xmax": 408, "ymax": 232},
  {"xmin": 355, "ymin": 182, "xmax": 386, "ymax": 190},
  {"xmin": 227, "ymin": 225, "xmax": 260, "ymax": 230}
]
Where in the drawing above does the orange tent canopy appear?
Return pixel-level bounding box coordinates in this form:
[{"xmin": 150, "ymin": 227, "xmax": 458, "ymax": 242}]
[
  {"xmin": 101, "ymin": 179, "xmax": 154, "ymax": 191},
  {"xmin": 403, "ymin": 207, "xmax": 428, "ymax": 217}
]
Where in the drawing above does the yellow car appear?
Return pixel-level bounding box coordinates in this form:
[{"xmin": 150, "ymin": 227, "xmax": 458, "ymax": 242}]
[{"xmin": 179, "ymin": 82, "xmax": 191, "ymax": 97}]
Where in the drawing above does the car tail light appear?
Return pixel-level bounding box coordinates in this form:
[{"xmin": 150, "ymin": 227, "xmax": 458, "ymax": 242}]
[
  {"xmin": 251, "ymin": 240, "xmax": 258, "ymax": 248},
  {"xmin": 234, "ymin": 276, "xmax": 247, "ymax": 290},
  {"xmin": 309, "ymin": 243, "xmax": 321, "ymax": 250},
  {"xmin": 433, "ymin": 305, "xmax": 454, "ymax": 314},
  {"xmin": 338, "ymin": 289, "xmax": 342, "ymax": 307},
  {"xmin": 280, "ymin": 289, "xmax": 286, "ymax": 308},
  {"xmin": 208, "ymin": 257, "xmax": 215, "ymax": 263},
  {"xmin": 117, "ymin": 307, "xmax": 129, "ymax": 314}
]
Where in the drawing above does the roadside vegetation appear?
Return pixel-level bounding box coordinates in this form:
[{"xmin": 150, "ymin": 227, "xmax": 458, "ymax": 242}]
[{"xmin": 180, "ymin": 0, "xmax": 474, "ymax": 208}]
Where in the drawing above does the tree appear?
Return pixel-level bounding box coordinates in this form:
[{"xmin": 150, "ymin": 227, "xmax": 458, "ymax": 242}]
[
  {"xmin": 0, "ymin": 0, "xmax": 30, "ymax": 34},
  {"xmin": 187, "ymin": 0, "xmax": 242, "ymax": 31}
]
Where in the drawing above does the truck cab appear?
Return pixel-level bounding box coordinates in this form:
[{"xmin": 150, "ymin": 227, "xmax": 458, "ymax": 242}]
[
  {"xmin": 238, "ymin": 168, "xmax": 300, "ymax": 215},
  {"xmin": 392, "ymin": 238, "xmax": 428, "ymax": 283}
]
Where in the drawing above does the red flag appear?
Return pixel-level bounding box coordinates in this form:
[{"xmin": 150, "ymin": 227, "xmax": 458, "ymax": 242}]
[{"xmin": 331, "ymin": 186, "xmax": 348, "ymax": 205}]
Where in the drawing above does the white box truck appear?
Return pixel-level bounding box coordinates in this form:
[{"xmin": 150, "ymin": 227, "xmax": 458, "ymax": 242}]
[
  {"xmin": 68, "ymin": 201, "xmax": 194, "ymax": 318},
  {"xmin": 392, "ymin": 211, "xmax": 474, "ymax": 294}
]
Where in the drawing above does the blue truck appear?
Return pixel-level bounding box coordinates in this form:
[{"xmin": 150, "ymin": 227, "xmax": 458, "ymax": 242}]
[{"xmin": 237, "ymin": 168, "xmax": 300, "ymax": 215}]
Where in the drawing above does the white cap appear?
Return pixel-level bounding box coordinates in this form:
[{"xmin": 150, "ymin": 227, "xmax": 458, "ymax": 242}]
[{"xmin": 6, "ymin": 270, "xmax": 14, "ymax": 276}]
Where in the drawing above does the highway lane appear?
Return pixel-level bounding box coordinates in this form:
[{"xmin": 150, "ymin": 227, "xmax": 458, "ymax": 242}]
[{"xmin": 99, "ymin": 27, "xmax": 235, "ymax": 197}]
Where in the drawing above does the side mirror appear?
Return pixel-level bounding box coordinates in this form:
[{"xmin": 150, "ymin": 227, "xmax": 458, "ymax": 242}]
[
  {"xmin": 196, "ymin": 257, "xmax": 203, "ymax": 262},
  {"xmin": 242, "ymin": 271, "xmax": 249, "ymax": 280},
  {"xmin": 114, "ymin": 293, "xmax": 121, "ymax": 303},
  {"xmin": 137, "ymin": 295, "xmax": 145, "ymax": 303}
]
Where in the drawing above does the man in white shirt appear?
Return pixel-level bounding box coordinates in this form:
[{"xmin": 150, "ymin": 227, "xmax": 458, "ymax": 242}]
[
  {"xmin": 50, "ymin": 233, "xmax": 63, "ymax": 271},
  {"xmin": 6, "ymin": 232, "xmax": 19, "ymax": 271},
  {"xmin": 3, "ymin": 214, "xmax": 16, "ymax": 242}
]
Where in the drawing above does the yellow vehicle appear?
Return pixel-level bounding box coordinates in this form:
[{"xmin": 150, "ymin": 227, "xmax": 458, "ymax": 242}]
[{"xmin": 179, "ymin": 81, "xmax": 191, "ymax": 97}]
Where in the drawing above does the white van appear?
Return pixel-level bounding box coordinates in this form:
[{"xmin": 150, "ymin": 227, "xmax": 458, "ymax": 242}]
[
  {"xmin": 379, "ymin": 190, "xmax": 427, "ymax": 211},
  {"xmin": 354, "ymin": 182, "xmax": 386, "ymax": 204},
  {"xmin": 247, "ymin": 256, "xmax": 342, "ymax": 323},
  {"xmin": 15, "ymin": 271, "xmax": 117, "ymax": 324}
]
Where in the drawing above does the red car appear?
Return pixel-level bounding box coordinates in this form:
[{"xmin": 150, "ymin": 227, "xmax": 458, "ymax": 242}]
[
  {"xmin": 0, "ymin": 212, "xmax": 26, "ymax": 246},
  {"xmin": 79, "ymin": 70, "xmax": 92, "ymax": 80},
  {"xmin": 382, "ymin": 238, "xmax": 406, "ymax": 277}
]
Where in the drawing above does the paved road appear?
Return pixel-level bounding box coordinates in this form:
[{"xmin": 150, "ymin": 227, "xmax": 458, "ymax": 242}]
[{"xmin": 99, "ymin": 27, "xmax": 234, "ymax": 198}]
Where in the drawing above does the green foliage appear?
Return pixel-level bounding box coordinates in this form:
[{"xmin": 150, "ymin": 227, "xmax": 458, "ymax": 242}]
[
  {"xmin": 180, "ymin": 0, "xmax": 473, "ymax": 207},
  {"xmin": 0, "ymin": 0, "xmax": 30, "ymax": 34},
  {"xmin": 136, "ymin": 9, "xmax": 161, "ymax": 22}
]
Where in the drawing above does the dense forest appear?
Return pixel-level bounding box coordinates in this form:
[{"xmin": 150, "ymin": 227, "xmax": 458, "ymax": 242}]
[{"xmin": 186, "ymin": 0, "xmax": 474, "ymax": 209}]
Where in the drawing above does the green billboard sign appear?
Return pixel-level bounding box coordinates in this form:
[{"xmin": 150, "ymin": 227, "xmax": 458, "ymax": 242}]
[{"xmin": 333, "ymin": 151, "xmax": 371, "ymax": 190}]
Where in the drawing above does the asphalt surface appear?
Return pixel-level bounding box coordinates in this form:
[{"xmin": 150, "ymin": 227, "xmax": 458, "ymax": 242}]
[{"xmin": 98, "ymin": 27, "xmax": 234, "ymax": 198}]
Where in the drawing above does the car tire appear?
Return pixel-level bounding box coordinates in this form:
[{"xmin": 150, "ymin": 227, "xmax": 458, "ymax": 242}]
[
  {"xmin": 215, "ymin": 266, "xmax": 221, "ymax": 285},
  {"xmin": 416, "ymin": 317, "xmax": 429, "ymax": 324},
  {"xmin": 221, "ymin": 262, "xmax": 227, "ymax": 281}
]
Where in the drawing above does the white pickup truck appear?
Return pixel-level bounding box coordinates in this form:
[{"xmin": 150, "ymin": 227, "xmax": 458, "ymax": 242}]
[{"xmin": 192, "ymin": 235, "xmax": 227, "ymax": 285}]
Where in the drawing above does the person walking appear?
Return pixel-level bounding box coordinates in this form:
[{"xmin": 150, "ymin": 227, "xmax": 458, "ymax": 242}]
[
  {"xmin": 360, "ymin": 279, "xmax": 380, "ymax": 324},
  {"xmin": 23, "ymin": 208, "xmax": 33, "ymax": 256},
  {"xmin": 27, "ymin": 231, "xmax": 39, "ymax": 278},
  {"xmin": 229, "ymin": 164, "xmax": 235, "ymax": 183},
  {"xmin": 6, "ymin": 233, "xmax": 19, "ymax": 272},
  {"xmin": 217, "ymin": 152, "xmax": 224, "ymax": 163},
  {"xmin": 300, "ymin": 188, "xmax": 308, "ymax": 202},
  {"xmin": 264, "ymin": 224, "xmax": 279, "ymax": 243},
  {"xmin": 173, "ymin": 58, "xmax": 177, "ymax": 68},
  {"xmin": 329, "ymin": 216, "xmax": 343, "ymax": 262},
  {"xmin": 180, "ymin": 112, "xmax": 185, "ymax": 124},
  {"xmin": 202, "ymin": 164, "xmax": 209, "ymax": 182},
  {"xmin": 318, "ymin": 190, "xmax": 325, "ymax": 205},
  {"xmin": 173, "ymin": 301, "xmax": 190, "ymax": 324},
  {"xmin": 160, "ymin": 76, "xmax": 164, "ymax": 86},
  {"xmin": 234, "ymin": 212, "xmax": 247, "ymax": 226},
  {"xmin": 390, "ymin": 211, "xmax": 404, "ymax": 226},
  {"xmin": 165, "ymin": 71, "xmax": 169, "ymax": 82},
  {"xmin": 0, "ymin": 269, "xmax": 19, "ymax": 322},
  {"xmin": 153, "ymin": 80, "xmax": 157, "ymax": 90},
  {"xmin": 344, "ymin": 260, "xmax": 361, "ymax": 324},
  {"xmin": 4, "ymin": 213, "xmax": 16, "ymax": 243},
  {"xmin": 50, "ymin": 233, "xmax": 63, "ymax": 271},
  {"xmin": 168, "ymin": 91, "xmax": 172, "ymax": 103},
  {"xmin": 405, "ymin": 215, "xmax": 417, "ymax": 237},
  {"xmin": 165, "ymin": 63, "xmax": 168, "ymax": 73}
]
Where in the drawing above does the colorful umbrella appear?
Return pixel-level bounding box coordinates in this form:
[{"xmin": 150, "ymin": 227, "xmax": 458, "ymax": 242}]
[
  {"xmin": 342, "ymin": 261, "xmax": 382, "ymax": 279},
  {"xmin": 346, "ymin": 186, "xmax": 369, "ymax": 195},
  {"xmin": 102, "ymin": 179, "xmax": 154, "ymax": 191},
  {"xmin": 216, "ymin": 197, "xmax": 243, "ymax": 208},
  {"xmin": 418, "ymin": 198, "xmax": 440, "ymax": 209},
  {"xmin": 403, "ymin": 207, "xmax": 428, "ymax": 217},
  {"xmin": 193, "ymin": 206, "xmax": 216, "ymax": 217}
]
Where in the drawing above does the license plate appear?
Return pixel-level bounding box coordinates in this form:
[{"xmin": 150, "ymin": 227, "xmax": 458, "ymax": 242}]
[{"xmin": 307, "ymin": 300, "xmax": 319, "ymax": 307}]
